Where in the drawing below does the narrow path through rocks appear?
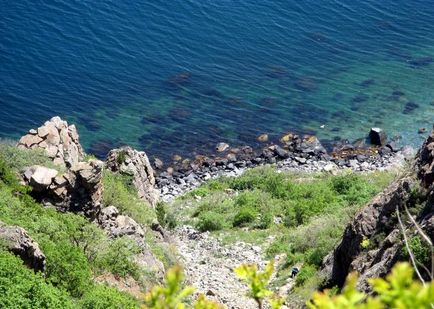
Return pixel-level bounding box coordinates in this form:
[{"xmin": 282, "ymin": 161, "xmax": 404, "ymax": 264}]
[{"xmin": 171, "ymin": 226, "xmax": 268, "ymax": 308}]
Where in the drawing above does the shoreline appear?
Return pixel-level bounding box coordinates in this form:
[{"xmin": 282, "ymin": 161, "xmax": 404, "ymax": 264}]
[{"xmin": 155, "ymin": 132, "xmax": 415, "ymax": 203}]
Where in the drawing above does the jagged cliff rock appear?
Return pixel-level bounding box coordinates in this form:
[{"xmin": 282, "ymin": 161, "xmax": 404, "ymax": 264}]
[
  {"xmin": 321, "ymin": 129, "xmax": 434, "ymax": 291},
  {"xmin": 416, "ymin": 129, "xmax": 434, "ymax": 189},
  {"xmin": 22, "ymin": 160, "xmax": 104, "ymax": 218},
  {"xmin": 0, "ymin": 221, "xmax": 46, "ymax": 272},
  {"xmin": 18, "ymin": 116, "xmax": 84, "ymax": 168},
  {"xmin": 16, "ymin": 117, "xmax": 164, "ymax": 276},
  {"xmin": 106, "ymin": 146, "xmax": 159, "ymax": 207}
]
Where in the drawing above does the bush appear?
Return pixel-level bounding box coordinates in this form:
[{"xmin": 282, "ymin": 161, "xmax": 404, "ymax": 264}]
[
  {"xmin": 196, "ymin": 212, "xmax": 226, "ymax": 232},
  {"xmin": 156, "ymin": 202, "xmax": 177, "ymax": 229},
  {"xmin": 43, "ymin": 241, "xmax": 92, "ymax": 297},
  {"xmin": 233, "ymin": 206, "xmax": 257, "ymax": 227},
  {"xmin": 256, "ymin": 212, "xmax": 272, "ymax": 229},
  {"xmin": 402, "ymin": 235, "xmax": 431, "ymax": 266},
  {"xmin": 80, "ymin": 284, "xmax": 138, "ymax": 309},
  {"xmin": 295, "ymin": 264, "xmax": 316, "ymax": 286},
  {"xmin": 0, "ymin": 250, "xmax": 75, "ymax": 308},
  {"xmin": 96, "ymin": 237, "xmax": 141, "ymax": 279}
]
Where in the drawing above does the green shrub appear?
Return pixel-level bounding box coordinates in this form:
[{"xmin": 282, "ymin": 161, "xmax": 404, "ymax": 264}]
[
  {"xmin": 0, "ymin": 250, "xmax": 75, "ymax": 308},
  {"xmin": 402, "ymin": 235, "xmax": 431, "ymax": 266},
  {"xmin": 295, "ymin": 264, "xmax": 316, "ymax": 286},
  {"xmin": 43, "ymin": 241, "xmax": 92, "ymax": 297},
  {"xmin": 117, "ymin": 150, "xmax": 128, "ymax": 164},
  {"xmin": 156, "ymin": 202, "xmax": 177, "ymax": 229},
  {"xmin": 233, "ymin": 206, "xmax": 257, "ymax": 227},
  {"xmin": 80, "ymin": 284, "xmax": 138, "ymax": 309},
  {"xmin": 256, "ymin": 212, "xmax": 272, "ymax": 229},
  {"xmin": 196, "ymin": 212, "xmax": 226, "ymax": 232},
  {"xmin": 96, "ymin": 237, "xmax": 141, "ymax": 279},
  {"xmin": 102, "ymin": 170, "xmax": 156, "ymax": 226}
]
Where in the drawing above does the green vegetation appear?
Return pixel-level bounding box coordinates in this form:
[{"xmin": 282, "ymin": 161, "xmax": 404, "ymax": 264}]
[
  {"xmin": 0, "ymin": 143, "xmax": 63, "ymax": 172},
  {"xmin": 117, "ymin": 150, "xmax": 128, "ymax": 165},
  {"xmin": 235, "ymin": 262, "xmax": 283, "ymax": 309},
  {"xmin": 102, "ymin": 170, "xmax": 175, "ymax": 270},
  {"xmin": 0, "ymin": 146, "xmax": 145, "ymax": 307},
  {"xmin": 402, "ymin": 235, "xmax": 431, "ymax": 266},
  {"xmin": 308, "ymin": 262, "xmax": 434, "ymax": 309},
  {"xmin": 156, "ymin": 202, "xmax": 177, "ymax": 229},
  {"xmin": 172, "ymin": 166, "xmax": 397, "ymax": 302},
  {"xmin": 0, "ymin": 251, "xmax": 75, "ymax": 309},
  {"xmin": 102, "ymin": 170, "xmax": 156, "ymax": 226},
  {"xmin": 79, "ymin": 285, "xmax": 138, "ymax": 309},
  {"xmin": 143, "ymin": 262, "xmax": 434, "ymax": 309}
]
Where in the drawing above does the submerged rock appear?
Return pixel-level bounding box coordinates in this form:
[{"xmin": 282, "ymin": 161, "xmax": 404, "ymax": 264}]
[
  {"xmin": 408, "ymin": 56, "xmax": 434, "ymax": 67},
  {"xmin": 257, "ymin": 134, "xmax": 269, "ymax": 143},
  {"xmin": 402, "ymin": 101, "xmax": 419, "ymax": 114},
  {"xmin": 216, "ymin": 142, "xmax": 230, "ymax": 152}
]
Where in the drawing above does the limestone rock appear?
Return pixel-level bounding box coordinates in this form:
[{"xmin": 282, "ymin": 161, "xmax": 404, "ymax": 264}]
[
  {"xmin": 97, "ymin": 206, "xmax": 164, "ymax": 274},
  {"xmin": 17, "ymin": 116, "xmax": 84, "ymax": 168},
  {"xmin": 22, "ymin": 160, "xmax": 103, "ymax": 219},
  {"xmin": 0, "ymin": 221, "xmax": 46, "ymax": 272},
  {"xmin": 106, "ymin": 146, "xmax": 159, "ymax": 207}
]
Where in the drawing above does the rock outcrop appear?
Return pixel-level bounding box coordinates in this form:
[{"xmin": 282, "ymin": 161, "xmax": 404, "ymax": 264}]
[
  {"xmin": 98, "ymin": 206, "xmax": 145, "ymax": 238},
  {"xmin": 0, "ymin": 221, "xmax": 46, "ymax": 272},
  {"xmin": 321, "ymin": 128, "xmax": 434, "ymax": 291},
  {"xmin": 17, "ymin": 117, "xmax": 104, "ymax": 218},
  {"xmin": 416, "ymin": 128, "xmax": 434, "ymax": 189},
  {"xmin": 106, "ymin": 146, "xmax": 159, "ymax": 207},
  {"xmin": 22, "ymin": 160, "xmax": 103, "ymax": 218},
  {"xmin": 18, "ymin": 116, "xmax": 84, "ymax": 168},
  {"xmin": 320, "ymin": 178, "xmax": 414, "ymax": 290}
]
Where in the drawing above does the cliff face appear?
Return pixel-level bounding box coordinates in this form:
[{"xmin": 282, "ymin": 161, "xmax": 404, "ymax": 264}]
[{"xmin": 321, "ymin": 129, "xmax": 434, "ymax": 291}]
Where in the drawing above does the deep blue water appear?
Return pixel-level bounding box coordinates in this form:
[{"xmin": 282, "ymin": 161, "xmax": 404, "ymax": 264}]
[{"xmin": 1, "ymin": 1, "xmax": 434, "ymax": 160}]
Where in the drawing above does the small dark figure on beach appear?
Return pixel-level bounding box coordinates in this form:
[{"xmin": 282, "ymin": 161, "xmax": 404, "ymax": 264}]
[{"xmin": 290, "ymin": 267, "xmax": 300, "ymax": 278}]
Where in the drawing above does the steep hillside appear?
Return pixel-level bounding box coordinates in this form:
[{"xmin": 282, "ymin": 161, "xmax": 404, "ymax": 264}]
[{"xmin": 321, "ymin": 129, "xmax": 434, "ymax": 291}]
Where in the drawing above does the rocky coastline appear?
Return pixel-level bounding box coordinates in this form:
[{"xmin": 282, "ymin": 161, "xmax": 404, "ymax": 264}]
[{"xmin": 155, "ymin": 130, "xmax": 414, "ymax": 203}]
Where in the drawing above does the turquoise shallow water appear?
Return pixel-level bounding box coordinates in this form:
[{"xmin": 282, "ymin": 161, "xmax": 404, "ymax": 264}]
[{"xmin": 1, "ymin": 1, "xmax": 434, "ymax": 160}]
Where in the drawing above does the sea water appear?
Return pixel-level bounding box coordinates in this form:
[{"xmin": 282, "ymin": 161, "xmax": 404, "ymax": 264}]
[{"xmin": 1, "ymin": 0, "xmax": 434, "ymax": 159}]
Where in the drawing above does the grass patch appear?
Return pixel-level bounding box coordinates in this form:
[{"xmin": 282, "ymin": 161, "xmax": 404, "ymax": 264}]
[
  {"xmin": 0, "ymin": 143, "xmax": 63, "ymax": 172},
  {"xmin": 102, "ymin": 170, "xmax": 156, "ymax": 226}
]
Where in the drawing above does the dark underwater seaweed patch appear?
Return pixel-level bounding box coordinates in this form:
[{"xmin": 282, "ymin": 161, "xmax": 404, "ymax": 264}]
[
  {"xmin": 89, "ymin": 138, "xmax": 124, "ymax": 159},
  {"xmin": 351, "ymin": 94, "xmax": 369, "ymax": 104},
  {"xmin": 408, "ymin": 56, "xmax": 434, "ymax": 67},
  {"xmin": 78, "ymin": 115, "xmax": 102, "ymax": 131},
  {"xmin": 359, "ymin": 79, "xmax": 375, "ymax": 87},
  {"xmin": 403, "ymin": 101, "xmax": 419, "ymax": 114}
]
